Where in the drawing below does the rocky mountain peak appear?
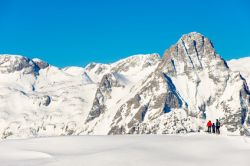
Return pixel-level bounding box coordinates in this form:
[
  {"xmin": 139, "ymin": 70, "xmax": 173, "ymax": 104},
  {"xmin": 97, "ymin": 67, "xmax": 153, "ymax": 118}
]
[
  {"xmin": 179, "ymin": 32, "xmax": 204, "ymax": 42},
  {"xmin": 0, "ymin": 54, "xmax": 36, "ymax": 74},
  {"xmin": 160, "ymin": 32, "xmax": 227, "ymax": 77},
  {"xmin": 178, "ymin": 32, "xmax": 215, "ymax": 57}
]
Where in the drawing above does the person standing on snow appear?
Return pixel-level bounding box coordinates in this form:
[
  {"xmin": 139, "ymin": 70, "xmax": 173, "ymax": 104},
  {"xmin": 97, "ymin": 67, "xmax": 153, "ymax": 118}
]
[
  {"xmin": 216, "ymin": 119, "xmax": 220, "ymax": 134},
  {"xmin": 207, "ymin": 120, "xmax": 212, "ymax": 133},
  {"xmin": 212, "ymin": 123, "xmax": 216, "ymax": 133}
]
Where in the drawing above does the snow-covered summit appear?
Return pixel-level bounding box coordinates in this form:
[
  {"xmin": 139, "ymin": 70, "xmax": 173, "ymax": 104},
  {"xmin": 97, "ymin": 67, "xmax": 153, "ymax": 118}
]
[
  {"xmin": 178, "ymin": 32, "xmax": 204, "ymax": 42},
  {"xmin": 84, "ymin": 53, "xmax": 160, "ymax": 83},
  {"xmin": 179, "ymin": 31, "xmax": 204, "ymax": 39},
  {"xmin": 227, "ymin": 57, "xmax": 250, "ymax": 85},
  {"xmin": 32, "ymin": 58, "xmax": 49, "ymax": 69},
  {"xmin": 0, "ymin": 54, "xmax": 36, "ymax": 74}
]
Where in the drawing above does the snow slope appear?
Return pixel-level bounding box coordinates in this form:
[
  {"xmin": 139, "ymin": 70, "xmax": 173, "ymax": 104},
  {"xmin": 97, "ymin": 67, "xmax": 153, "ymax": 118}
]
[
  {"xmin": 0, "ymin": 135, "xmax": 249, "ymax": 166},
  {"xmin": 227, "ymin": 57, "xmax": 250, "ymax": 85}
]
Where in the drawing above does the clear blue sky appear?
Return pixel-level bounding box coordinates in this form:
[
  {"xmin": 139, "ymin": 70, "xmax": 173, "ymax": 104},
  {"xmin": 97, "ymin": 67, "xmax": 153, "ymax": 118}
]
[{"xmin": 0, "ymin": 0, "xmax": 249, "ymax": 67}]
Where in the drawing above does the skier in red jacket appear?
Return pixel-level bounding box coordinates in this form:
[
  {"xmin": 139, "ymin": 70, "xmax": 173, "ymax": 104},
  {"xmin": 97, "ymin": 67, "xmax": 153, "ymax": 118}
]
[{"xmin": 207, "ymin": 120, "xmax": 212, "ymax": 133}]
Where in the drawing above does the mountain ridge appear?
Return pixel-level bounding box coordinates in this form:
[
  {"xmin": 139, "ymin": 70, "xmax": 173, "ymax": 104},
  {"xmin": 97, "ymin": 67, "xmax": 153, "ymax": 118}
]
[{"xmin": 0, "ymin": 32, "xmax": 249, "ymax": 138}]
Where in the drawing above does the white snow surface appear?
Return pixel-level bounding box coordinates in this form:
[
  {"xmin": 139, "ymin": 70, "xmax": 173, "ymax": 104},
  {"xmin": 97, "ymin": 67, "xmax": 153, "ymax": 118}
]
[{"xmin": 0, "ymin": 134, "xmax": 249, "ymax": 166}]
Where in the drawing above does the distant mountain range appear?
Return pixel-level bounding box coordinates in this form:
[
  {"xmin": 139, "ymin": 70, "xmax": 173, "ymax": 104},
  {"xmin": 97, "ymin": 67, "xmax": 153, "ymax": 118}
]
[{"xmin": 0, "ymin": 32, "xmax": 249, "ymax": 139}]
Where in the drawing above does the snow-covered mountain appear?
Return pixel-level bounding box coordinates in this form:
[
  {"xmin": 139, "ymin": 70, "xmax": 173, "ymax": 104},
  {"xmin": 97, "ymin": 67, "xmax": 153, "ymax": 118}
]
[
  {"xmin": 0, "ymin": 32, "xmax": 249, "ymax": 139},
  {"xmin": 227, "ymin": 57, "xmax": 250, "ymax": 86}
]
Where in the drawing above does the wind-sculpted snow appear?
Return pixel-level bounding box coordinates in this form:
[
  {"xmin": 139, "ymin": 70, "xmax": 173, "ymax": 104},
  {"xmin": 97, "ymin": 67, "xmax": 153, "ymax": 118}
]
[{"xmin": 0, "ymin": 32, "xmax": 249, "ymax": 139}]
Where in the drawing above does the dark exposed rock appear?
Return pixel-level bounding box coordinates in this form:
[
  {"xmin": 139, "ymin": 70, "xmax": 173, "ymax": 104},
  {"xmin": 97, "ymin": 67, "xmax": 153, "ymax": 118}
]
[{"xmin": 32, "ymin": 58, "xmax": 49, "ymax": 69}]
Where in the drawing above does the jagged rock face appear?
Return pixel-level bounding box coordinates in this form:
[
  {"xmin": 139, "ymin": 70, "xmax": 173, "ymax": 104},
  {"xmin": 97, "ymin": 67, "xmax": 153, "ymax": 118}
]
[
  {"xmin": 158, "ymin": 32, "xmax": 250, "ymax": 133},
  {"xmin": 108, "ymin": 71, "xmax": 187, "ymax": 134},
  {"xmin": 86, "ymin": 73, "xmax": 123, "ymax": 122},
  {"xmin": 161, "ymin": 32, "xmax": 228, "ymax": 76},
  {"xmin": 218, "ymin": 73, "xmax": 250, "ymax": 133},
  {"xmin": 0, "ymin": 32, "xmax": 249, "ymax": 139},
  {"xmin": 159, "ymin": 32, "xmax": 229, "ymax": 111}
]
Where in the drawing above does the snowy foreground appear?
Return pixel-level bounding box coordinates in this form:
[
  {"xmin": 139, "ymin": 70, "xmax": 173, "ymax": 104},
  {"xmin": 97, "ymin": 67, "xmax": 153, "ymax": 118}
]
[{"xmin": 0, "ymin": 134, "xmax": 250, "ymax": 166}]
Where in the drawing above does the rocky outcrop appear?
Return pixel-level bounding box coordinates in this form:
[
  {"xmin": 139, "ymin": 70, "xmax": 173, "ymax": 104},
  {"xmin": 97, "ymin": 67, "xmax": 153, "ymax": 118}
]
[
  {"xmin": 32, "ymin": 58, "xmax": 49, "ymax": 69},
  {"xmin": 86, "ymin": 73, "xmax": 125, "ymax": 122}
]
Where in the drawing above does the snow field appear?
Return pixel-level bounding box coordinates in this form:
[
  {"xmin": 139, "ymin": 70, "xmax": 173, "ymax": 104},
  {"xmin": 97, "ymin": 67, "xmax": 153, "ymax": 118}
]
[{"xmin": 0, "ymin": 134, "xmax": 249, "ymax": 166}]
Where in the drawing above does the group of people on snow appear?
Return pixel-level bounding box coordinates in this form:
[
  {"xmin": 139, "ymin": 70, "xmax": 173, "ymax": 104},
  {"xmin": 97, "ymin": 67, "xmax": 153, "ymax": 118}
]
[{"xmin": 207, "ymin": 119, "xmax": 220, "ymax": 134}]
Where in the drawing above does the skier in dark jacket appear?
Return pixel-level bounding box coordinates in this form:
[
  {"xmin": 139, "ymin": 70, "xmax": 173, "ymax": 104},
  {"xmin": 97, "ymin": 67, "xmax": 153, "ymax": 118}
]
[
  {"xmin": 212, "ymin": 123, "xmax": 216, "ymax": 133},
  {"xmin": 216, "ymin": 119, "xmax": 220, "ymax": 134}
]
